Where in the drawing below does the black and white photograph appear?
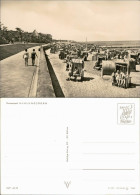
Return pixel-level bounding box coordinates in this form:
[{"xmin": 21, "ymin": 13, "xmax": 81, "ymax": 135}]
[
  {"xmin": 0, "ymin": 0, "xmax": 140, "ymax": 98},
  {"xmin": 1, "ymin": 1, "xmax": 140, "ymax": 195}
]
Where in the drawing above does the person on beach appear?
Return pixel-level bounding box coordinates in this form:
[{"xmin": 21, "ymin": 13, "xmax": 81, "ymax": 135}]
[
  {"xmin": 115, "ymin": 70, "xmax": 120, "ymax": 86},
  {"xmin": 67, "ymin": 65, "xmax": 73, "ymax": 81},
  {"xmin": 23, "ymin": 49, "xmax": 29, "ymax": 66},
  {"xmin": 31, "ymin": 49, "xmax": 38, "ymax": 66},
  {"xmin": 112, "ymin": 71, "xmax": 116, "ymax": 85},
  {"xmin": 73, "ymin": 67, "xmax": 79, "ymax": 76},
  {"xmin": 119, "ymin": 69, "xmax": 126, "ymax": 87}
]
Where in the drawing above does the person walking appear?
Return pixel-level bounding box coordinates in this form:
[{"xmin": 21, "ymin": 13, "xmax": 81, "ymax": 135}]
[
  {"xmin": 23, "ymin": 49, "xmax": 29, "ymax": 66},
  {"xmin": 31, "ymin": 49, "xmax": 38, "ymax": 66}
]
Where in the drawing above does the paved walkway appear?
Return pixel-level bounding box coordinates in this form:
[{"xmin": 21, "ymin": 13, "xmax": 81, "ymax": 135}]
[
  {"xmin": 0, "ymin": 46, "xmax": 40, "ymax": 97},
  {"xmin": 46, "ymin": 50, "xmax": 140, "ymax": 98}
]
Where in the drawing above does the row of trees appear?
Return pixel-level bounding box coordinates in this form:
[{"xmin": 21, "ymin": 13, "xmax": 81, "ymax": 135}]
[{"xmin": 0, "ymin": 22, "xmax": 52, "ymax": 44}]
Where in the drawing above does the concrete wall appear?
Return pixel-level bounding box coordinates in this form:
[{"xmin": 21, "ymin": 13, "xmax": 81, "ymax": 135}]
[{"xmin": 37, "ymin": 48, "xmax": 55, "ymax": 97}]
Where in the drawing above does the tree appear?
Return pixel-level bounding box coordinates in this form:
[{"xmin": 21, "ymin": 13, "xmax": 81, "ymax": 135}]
[
  {"xmin": 15, "ymin": 27, "xmax": 24, "ymax": 42},
  {"xmin": 3, "ymin": 26, "xmax": 8, "ymax": 31},
  {"xmin": 0, "ymin": 23, "xmax": 9, "ymax": 44},
  {"xmin": 0, "ymin": 22, "xmax": 4, "ymax": 30}
]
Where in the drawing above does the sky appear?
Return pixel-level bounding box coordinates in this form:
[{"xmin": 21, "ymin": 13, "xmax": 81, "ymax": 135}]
[{"xmin": 1, "ymin": 0, "xmax": 140, "ymax": 41}]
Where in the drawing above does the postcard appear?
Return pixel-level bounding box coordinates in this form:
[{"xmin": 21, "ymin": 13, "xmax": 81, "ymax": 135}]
[
  {"xmin": 0, "ymin": 0, "xmax": 140, "ymax": 195},
  {"xmin": 0, "ymin": 0, "xmax": 140, "ymax": 98},
  {"xmin": 1, "ymin": 98, "xmax": 140, "ymax": 194}
]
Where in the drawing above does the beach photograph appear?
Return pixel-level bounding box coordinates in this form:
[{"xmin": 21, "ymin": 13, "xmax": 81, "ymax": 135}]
[{"xmin": 0, "ymin": 0, "xmax": 140, "ymax": 98}]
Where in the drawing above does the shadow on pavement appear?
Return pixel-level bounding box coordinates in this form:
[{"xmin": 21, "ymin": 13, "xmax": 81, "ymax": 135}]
[
  {"xmin": 130, "ymin": 83, "xmax": 140, "ymax": 88},
  {"xmin": 27, "ymin": 64, "xmax": 37, "ymax": 67},
  {"xmin": 83, "ymin": 77, "xmax": 94, "ymax": 82}
]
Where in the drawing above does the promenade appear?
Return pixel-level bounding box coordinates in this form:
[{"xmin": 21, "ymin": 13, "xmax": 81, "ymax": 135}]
[{"xmin": 0, "ymin": 46, "xmax": 40, "ymax": 97}]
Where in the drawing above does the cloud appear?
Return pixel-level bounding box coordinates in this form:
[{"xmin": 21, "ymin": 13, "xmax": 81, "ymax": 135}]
[{"xmin": 1, "ymin": 0, "xmax": 140, "ymax": 41}]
